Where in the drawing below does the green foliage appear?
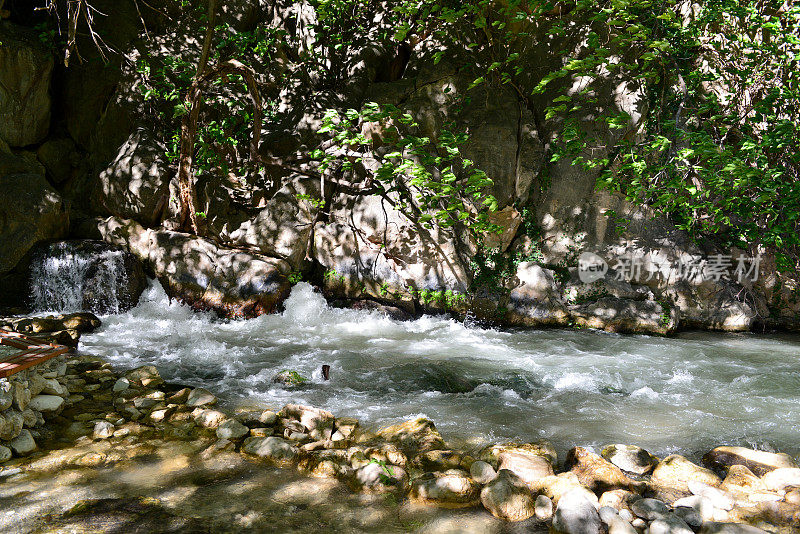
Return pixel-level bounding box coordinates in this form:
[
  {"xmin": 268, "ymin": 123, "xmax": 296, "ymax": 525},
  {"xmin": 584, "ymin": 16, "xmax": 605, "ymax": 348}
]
[
  {"xmin": 313, "ymin": 101, "xmax": 499, "ymax": 236},
  {"xmin": 287, "ymin": 271, "xmax": 303, "ymax": 285},
  {"xmin": 276, "ymin": 370, "xmax": 308, "ymax": 385},
  {"xmin": 539, "ymin": 0, "xmax": 800, "ymax": 271}
]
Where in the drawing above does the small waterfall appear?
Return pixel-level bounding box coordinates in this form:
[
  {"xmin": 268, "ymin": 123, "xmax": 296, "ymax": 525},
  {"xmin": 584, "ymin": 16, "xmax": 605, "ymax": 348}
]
[{"xmin": 29, "ymin": 241, "xmax": 145, "ymax": 314}]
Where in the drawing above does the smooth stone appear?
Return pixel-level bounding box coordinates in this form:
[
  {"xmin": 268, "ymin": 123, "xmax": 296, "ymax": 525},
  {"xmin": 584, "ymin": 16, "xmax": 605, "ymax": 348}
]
[
  {"xmin": 282, "ymin": 404, "xmax": 334, "ymax": 436},
  {"xmin": 259, "ymin": 410, "xmax": 278, "ymax": 425},
  {"xmin": 9, "ymin": 429, "xmax": 36, "ymax": 455},
  {"xmin": 241, "ymin": 436, "xmax": 298, "ymax": 461},
  {"xmin": 673, "ymin": 505, "xmax": 703, "ymax": 529},
  {"xmin": 631, "ymin": 498, "xmax": 670, "ymax": 520},
  {"xmin": 646, "ymin": 514, "xmax": 694, "ymax": 534},
  {"xmin": 41, "ymin": 378, "xmax": 67, "ymax": 396},
  {"xmin": 619, "ymin": 509, "xmax": 634, "ymax": 522},
  {"xmin": 598, "ymin": 505, "xmax": 618, "ymax": 524},
  {"xmin": 673, "ymin": 494, "xmax": 714, "ymax": 521},
  {"xmin": 651, "ymin": 455, "xmax": 722, "ymax": 493},
  {"xmin": 497, "ymin": 450, "xmax": 553, "ymax": 488},
  {"xmin": 599, "ymin": 489, "xmax": 636, "ymax": 510},
  {"xmin": 480, "ymin": 441, "xmax": 557, "ymax": 468},
  {"xmin": 602, "ymin": 443, "xmax": 659, "ymax": 475},
  {"xmin": 216, "ymin": 419, "xmax": 249, "ymax": 440},
  {"xmin": 631, "ymin": 518, "xmax": 647, "ymax": 529},
  {"xmin": 352, "ymin": 461, "xmax": 407, "ymax": 493},
  {"xmin": 534, "ymin": 494, "xmax": 553, "ymax": 521},
  {"xmin": 608, "ymin": 517, "xmax": 638, "ymax": 534},
  {"xmin": 192, "ymin": 409, "xmax": 227, "ymax": 429},
  {"xmin": 21, "ymin": 408, "xmax": 37, "ymax": 428},
  {"xmin": 409, "ymin": 469, "xmax": 480, "ymax": 506},
  {"xmin": 93, "ymin": 421, "xmax": 114, "ymax": 439},
  {"xmin": 761, "ymin": 467, "xmax": 800, "ymax": 491},
  {"xmin": 702, "ymin": 446, "xmax": 797, "ymax": 477},
  {"xmin": 565, "ymin": 446, "xmax": 642, "ymax": 493},
  {"xmin": 698, "ymin": 522, "xmax": 770, "ymax": 534},
  {"xmin": 0, "ymin": 382, "xmax": 13, "ymax": 411},
  {"xmin": 28, "ymin": 394, "xmax": 64, "ymax": 412},
  {"xmin": 112, "ymin": 378, "xmax": 130, "ymax": 393},
  {"xmin": 124, "ymin": 365, "xmax": 162, "ymax": 387},
  {"xmin": 0, "ymin": 445, "xmax": 11, "ymax": 462},
  {"xmin": 552, "ymin": 488, "xmax": 603, "ymax": 534},
  {"xmin": 688, "ymin": 481, "xmax": 734, "ymax": 510},
  {"xmin": 720, "ymin": 464, "xmax": 766, "ymax": 492},
  {"xmin": 186, "ymin": 387, "xmax": 217, "ymax": 407},
  {"xmin": 469, "ymin": 460, "xmax": 497, "ymax": 484},
  {"xmin": 480, "ymin": 469, "xmax": 536, "ymax": 522}
]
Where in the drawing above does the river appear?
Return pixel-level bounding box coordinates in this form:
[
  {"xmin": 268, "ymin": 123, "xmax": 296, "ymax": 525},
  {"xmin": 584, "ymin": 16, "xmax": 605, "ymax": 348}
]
[{"xmin": 78, "ymin": 281, "xmax": 800, "ymax": 461}]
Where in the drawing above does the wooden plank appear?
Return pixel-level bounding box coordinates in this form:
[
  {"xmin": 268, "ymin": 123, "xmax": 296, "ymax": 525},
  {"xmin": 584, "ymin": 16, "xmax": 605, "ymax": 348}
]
[{"xmin": 0, "ymin": 329, "xmax": 70, "ymax": 378}]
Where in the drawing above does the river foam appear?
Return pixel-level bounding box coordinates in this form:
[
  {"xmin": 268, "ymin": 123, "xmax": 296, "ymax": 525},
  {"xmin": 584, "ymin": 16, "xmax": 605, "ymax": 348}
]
[{"xmin": 80, "ymin": 280, "xmax": 800, "ymax": 459}]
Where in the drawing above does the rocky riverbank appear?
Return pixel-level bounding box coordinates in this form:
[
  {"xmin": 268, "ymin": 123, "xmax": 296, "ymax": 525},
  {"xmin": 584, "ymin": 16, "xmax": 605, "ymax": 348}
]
[{"xmin": 0, "ymin": 319, "xmax": 797, "ymax": 533}]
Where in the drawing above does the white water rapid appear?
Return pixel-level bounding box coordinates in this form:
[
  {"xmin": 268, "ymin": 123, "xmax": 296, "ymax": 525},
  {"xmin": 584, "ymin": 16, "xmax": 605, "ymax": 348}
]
[{"xmin": 80, "ymin": 280, "xmax": 800, "ymax": 459}]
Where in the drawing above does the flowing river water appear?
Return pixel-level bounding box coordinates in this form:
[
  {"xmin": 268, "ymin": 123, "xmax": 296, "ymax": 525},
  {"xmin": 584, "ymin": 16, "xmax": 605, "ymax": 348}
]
[{"xmin": 78, "ymin": 281, "xmax": 800, "ymax": 461}]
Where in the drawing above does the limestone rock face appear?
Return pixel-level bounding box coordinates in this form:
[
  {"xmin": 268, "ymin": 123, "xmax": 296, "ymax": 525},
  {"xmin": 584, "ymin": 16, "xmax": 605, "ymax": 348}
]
[
  {"xmin": 505, "ymin": 263, "xmax": 570, "ymax": 327},
  {"xmin": 0, "ymin": 23, "xmax": 53, "ymax": 147},
  {"xmin": 96, "ymin": 131, "xmax": 171, "ymax": 227},
  {"xmin": 0, "ymin": 173, "xmax": 68, "ymax": 275}
]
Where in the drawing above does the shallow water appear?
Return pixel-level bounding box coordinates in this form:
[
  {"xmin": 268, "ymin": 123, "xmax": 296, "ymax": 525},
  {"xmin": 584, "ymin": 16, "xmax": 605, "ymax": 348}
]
[{"xmin": 80, "ymin": 281, "xmax": 800, "ymax": 460}]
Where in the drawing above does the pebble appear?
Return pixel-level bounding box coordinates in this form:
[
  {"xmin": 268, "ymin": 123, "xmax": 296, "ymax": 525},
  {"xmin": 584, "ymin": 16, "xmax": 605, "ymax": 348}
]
[
  {"xmin": 534, "ymin": 494, "xmax": 553, "ymax": 521},
  {"xmin": 647, "ymin": 514, "xmax": 694, "ymax": 534},
  {"xmin": 93, "ymin": 421, "xmax": 114, "ymax": 440}
]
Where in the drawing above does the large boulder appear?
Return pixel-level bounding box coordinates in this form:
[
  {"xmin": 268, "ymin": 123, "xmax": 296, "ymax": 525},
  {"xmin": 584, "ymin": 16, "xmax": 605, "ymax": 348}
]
[
  {"xmin": 96, "ymin": 130, "xmax": 171, "ymax": 226},
  {"xmin": 0, "ymin": 173, "xmax": 69, "ymax": 275},
  {"xmin": 0, "ymin": 23, "xmax": 53, "ymax": 147},
  {"xmin": 90, "ymin": 217, "xmax": 292, "ymax": 317}
]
